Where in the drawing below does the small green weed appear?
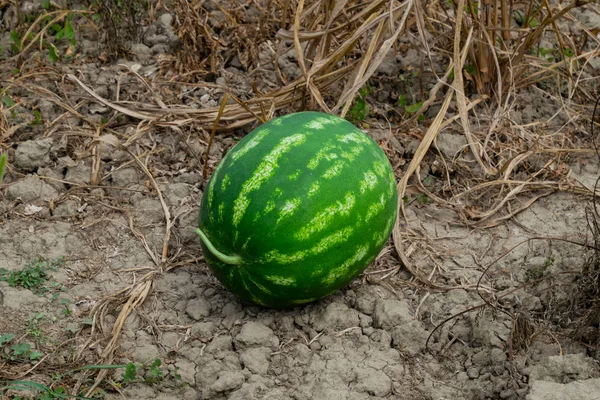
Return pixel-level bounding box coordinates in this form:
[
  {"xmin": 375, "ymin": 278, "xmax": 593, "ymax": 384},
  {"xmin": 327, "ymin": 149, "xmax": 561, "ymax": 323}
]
[
  {"xmin": 0, "ymin": 153, "xmax": 7, "ymax": 185},
  {"xmin": 60, "ymin": 299, "xmax": 72, "ymax": 317},
  {"xmin": 9, "ymin": 29, "xmax": 21, "ymax": 53},
  {"xmin": 145, "ymin": 358, "xmax": 164, "ymax": 385},
  {"xmin": 122, "ymin": 362, "xmax": 137, "ymax": 384},
  {"xmin": 525, "ymin": 256, "xmax": 555, "ymax": 282},
  {"xmin": 0, "ymin": 257, "xmax": 64, "ymax": 295},
  {"xmin": 347, "ymin": 85, "xmax": 374, "ymax": 125},
  {"xmin": 396, "ymin": 95, "xmax": 423, "ymax": 114},
  {"xmin": 31, "ymin": 109, "xmax": 43, "ymax": 125},
  {"xmin": 118, "ymin": 358, "xmax": 166, "ymax": 385},
  {"xmin": 26, "ymin": 313, "xmax": 46, "ymax": 342},
  {"xmin": 513, "ymin": 9, "xmax": 539, "ymax": 28},
  {"xmin": 0, "ymin": 334, "xmax": 44, "ymax": 362},
  {"xmin": 1, "ymin": 363, "xmax": 140, "ymax": 398},
  {"xmin": 417, "ymin": 193, "xmax": 430, "ymax": 205}
]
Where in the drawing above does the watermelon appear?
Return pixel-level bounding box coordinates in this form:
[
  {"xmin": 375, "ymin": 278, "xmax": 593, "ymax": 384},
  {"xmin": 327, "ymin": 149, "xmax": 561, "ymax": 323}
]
[{"xmin": 196, "ymin": 111, "xmax": 398, "ymax": 308}]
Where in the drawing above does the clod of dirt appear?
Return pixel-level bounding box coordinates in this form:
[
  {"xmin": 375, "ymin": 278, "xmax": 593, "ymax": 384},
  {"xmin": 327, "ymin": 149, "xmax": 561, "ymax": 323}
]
[
  {"xmin": 205, "ymin": 335, "xmax": 234, "ymax": 356},
  {"xmin": 1, "ymin": 284, "xmax": 48, "ymax": 310},
  {"xmin": 131, "ymin": 43, "xmax": 152, "ymax": 60},
  {"xmin": 314, "ymin": 301, "xmax": 360, "ymax": 331},
  {"xmin": 240, "ymin": 347, "xmax": 271, "ymax": 375},
  {"xmin": 111, "ymin": 167, "xmax": 140, "ymax": 186},
  {"xmin": 390, "ymin": 320, "xmax": 427, "ymax": 356},
  {"xmin": 525, "ymin": 353, "xmax": 599, "ymax": 382},
  {"xmin": 527, "ymin": 378, "xmax": 600, "ymax": 400},
  {"xmin": 185, "ymin": 296, "xmax": 211, "ymax": 320},
  {"xmin": 53, "ymin": 199, "xmax": 79, "ymax": 218},
  {"xmin": 164, "ymin": 182, "xmax": 191, "ymax": 207},
  {"xmin": 354, "ymin": 366, "xmax": 392, "ymax": 397},
  {"xmin": 121, "ymin": 330, "xmax": 161, "ymax": 362},
  {"xmin": 435, "ymin": 132, "xmax": 468, "ymax": 159},
  {"xmin": 211, "ymin": 370, "xmax": 246, "ymax": 393},
  {"xmin": 235, "ymin": 321, "xmax": 280, "ymax": 350},
  {"xmin": 14, "ymin": 138, "xmax": 65, "ymax": 172},
  {"xmin": 372, "ymin": 298, "xmax": 413, "ymax": 330},
  {"xmin": 6, "ymin": 175, "xmax": 59, "ymax": 202},
  {"xmin": 376, "ymin": 51, "xmax": 400, "ymax": 76},
  {"xmin": 65, "ymin": 161, "xmax": 92, "ymax": 184}
]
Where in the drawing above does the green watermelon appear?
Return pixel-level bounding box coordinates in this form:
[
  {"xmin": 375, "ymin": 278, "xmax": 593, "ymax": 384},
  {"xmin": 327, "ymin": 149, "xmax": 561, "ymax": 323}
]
[{"xmin": 196, "ymin": 111, "xmax": 398, "ymax": 308}]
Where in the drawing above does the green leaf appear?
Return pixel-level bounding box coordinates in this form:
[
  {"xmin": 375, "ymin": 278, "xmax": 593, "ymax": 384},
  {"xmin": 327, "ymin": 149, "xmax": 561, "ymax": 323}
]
[
  {"xmin": 122, "ymin": 362, "xmax": 137, "ymax": 384},
  {"xmin": 0, "ymin": 380, "xmax": 91, "ymax": 399},
  {"xmin": 396, "ymin": 94, "xmax": 406, "ymax": 107},
  {"xmin": 48, "ymin": 43, "xmax": 59, "ymax": 62},
  {"xmin": 92, "ymin": 14, "xmax": 101, "ymax": 22},
  {"xmin": 404, "ymin": 101, "xmax": 424, "ymax": 113},
  {"xmin": 51, "ymin": 23, "xmax": 63, "ymax": 34},
  {"xmin": 29, "ymin": 351, "xmax": 44, "ymax": 360},
  {"xmin": 0, "ymin": 153, "xmax": 7, "ymax": 185},
  {"xmin": 2, "ymin": 95, "xmax": 16, "ymax": 108},
  {"xmin": 31, "ymin": 109, "xmax": 43, "ymax": 125},
  {"xmin": 11, "ymin": 342, "xmax": 31, "ymax": 356},
  {"xmin": 563, "ymin": 47, "xmax": 574, "ymax": 58},
  {"xmin": 64, "ymin": 20, "xmax": 75, "ymax": 40},
  {"xmin": 9, "ymin": 30, "xmax": 19, "ymax": 44},
  {"xmin": 0, "ymin": 333, "xmax": 14, "ymax": 345},
  {"xmin": 40, "ymin": 0, "xmax": 50, "ymax": 9}
]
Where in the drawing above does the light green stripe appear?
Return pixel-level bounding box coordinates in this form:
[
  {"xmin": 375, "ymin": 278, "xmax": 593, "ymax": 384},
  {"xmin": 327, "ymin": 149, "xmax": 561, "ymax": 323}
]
[
  {"xmin": 388, "ymin": 171, "xmax": 396, "ymax": 195},
  {"xmin": 340, "ymin": 145, "xmax": 364, "ymax": 162},
  {"xmin": 242, "ymin": 236, "xmax": 252, "ymax": 250},
  {"xmin": 373, "ymin": 160, "xmax": 388, "ymax": 177},
  {"xmin": 206, "ymin": 169, "xmax": 218, "ymax": 209},
  {"xmin": 246, "ymin": 275, "xmax": 273, "ymax": 296},
  {"xmin": 264, "ymin": 249, "xmax": 308, "ymax": 264},
  {"xmin": 337, "ymin": 130, "xmax": 371, "ymax": 145},
  {"xmin": 232, "ymin": 133, "xmax": 306, "ymax": 227},
  {"xmin": 221, "ymin": 174, "xmax": 231, "ymax": 191},
  {"xmin": 206, "ymin": 159, "xmax": 227, "ymax": 221},
  {"xmin": 240, "ymin": 270, "xmax": 269, "ymax": 306},
  {"xmin": 312, "ymin": 226, "xmax": 354, "ymax": 254},
  {"xmin": 360, "ymin": 170, "xmax": 378, "ymax": 194},
  {"xmin": 291, "ymin": 297, "xmax": 318, "ymax": 304},
  {"xmin": 265, "ymin": 226, "xmax": 354, "ymax": 265},
  {"xmin": 264, "ymin": 275, "xmax": 297, "ymax": 286},
  {"xmin": 307, "ymin": 144, "xmax": 338, "ymax": 170},
  {"xmin": 229, "ymin": 128, "xmax": 270, "ymax": 164},
  {"xmin": 295, "ymin": 193, "xmax": 355, "ymax": 241},
  {"xmin": 308, "ymin": 181, "xmax": 320, "ymax": 197},
  {"xmin": 305, "ymin": 116, "xmax": 339, "ymax": 130},
  {"xmin": 322, "ymin": 244, "xmax": 369, "ymax": 285},
  {"xmin": 380, "ymin": 214, "xmax": 396, "ymax": 246},
  {"xmin": 264, "ymin": 199, "xmax": 276, "ymax": 214},
  {"xmin": 322, "ymin": 160, "xmax": 347, "ymax": 179},
  {"xmin": 250, "ymin": 294, "xmax": 267, "ymax": 306},
  {"xmin": 288, "ymin": 170, "xmax": 301, "ymax": 181},
  {"xmin": 273, "ymin": 187, "xmax": 283, "ymax": 198},
  {"xmin": 218, "ymin": 202, "xmax": 225, "ymax": 222},
  {"xmin": 374, "ymin": 214, "xmax": 395, "ymax": 247},
  {"xmin": 365, "ymin": 193, "xmax": 386, "ymax": 223},
  {"xmin": 277, "ymin": 198, "xmax": 301, "ymax": 224}
]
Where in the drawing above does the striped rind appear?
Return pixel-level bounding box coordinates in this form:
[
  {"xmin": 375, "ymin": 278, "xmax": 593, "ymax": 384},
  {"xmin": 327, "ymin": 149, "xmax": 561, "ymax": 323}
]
[{"xmin": 199, "ymin": 111, "xmax": 398, "ymax": 308}]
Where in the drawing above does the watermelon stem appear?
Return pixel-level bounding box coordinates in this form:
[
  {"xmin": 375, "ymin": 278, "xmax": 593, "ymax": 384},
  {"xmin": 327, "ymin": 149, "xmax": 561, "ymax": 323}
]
[{"xmin": 195, "ymin": 228, "xmax": 242, "ymax": 265}]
